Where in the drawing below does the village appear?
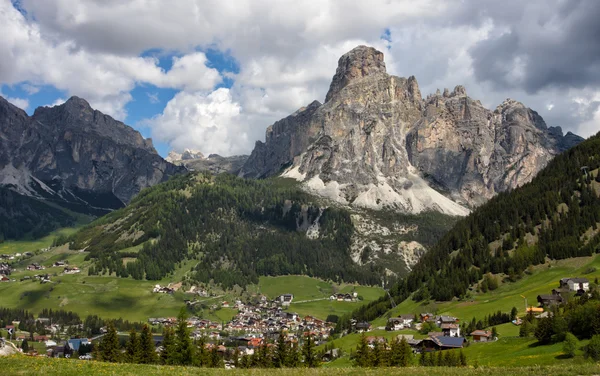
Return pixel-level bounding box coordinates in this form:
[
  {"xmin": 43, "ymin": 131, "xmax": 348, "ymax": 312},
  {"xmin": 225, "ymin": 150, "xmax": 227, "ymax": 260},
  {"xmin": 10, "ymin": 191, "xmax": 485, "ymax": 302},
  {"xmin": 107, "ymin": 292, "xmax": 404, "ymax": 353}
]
[{"xmin": 0, "ymin": 274, "xmax": 594, "ymax": 365}]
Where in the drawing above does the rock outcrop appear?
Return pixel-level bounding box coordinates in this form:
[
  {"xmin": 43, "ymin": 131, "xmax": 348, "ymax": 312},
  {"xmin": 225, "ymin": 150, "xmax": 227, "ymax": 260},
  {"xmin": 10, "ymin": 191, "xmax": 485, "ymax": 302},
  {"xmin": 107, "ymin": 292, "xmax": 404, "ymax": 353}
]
[
  {"xmin": 240, "ymin": 45, "xmax": 583, "ymax": 213},
  {"xmin": 0, "ymin": 96, "xmax": 185, "ymax": 213},
  {"xmin": 167, "ymin": 152, "xmax": 248, "ymax": 175}
]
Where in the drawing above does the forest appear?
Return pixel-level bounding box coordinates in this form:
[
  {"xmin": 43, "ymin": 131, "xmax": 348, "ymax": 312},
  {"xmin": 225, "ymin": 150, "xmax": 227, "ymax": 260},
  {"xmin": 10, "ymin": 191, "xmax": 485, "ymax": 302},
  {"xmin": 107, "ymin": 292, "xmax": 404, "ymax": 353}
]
[{"xmin": 69, "ymin": 174, "xmax": 383, "ymax": 288}]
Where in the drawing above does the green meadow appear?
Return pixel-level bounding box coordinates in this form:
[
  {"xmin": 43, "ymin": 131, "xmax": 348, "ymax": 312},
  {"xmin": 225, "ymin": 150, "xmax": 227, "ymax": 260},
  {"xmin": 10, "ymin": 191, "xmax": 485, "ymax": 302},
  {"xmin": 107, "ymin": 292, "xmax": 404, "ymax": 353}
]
[{"xmin": 1, "ymin": 355, "xmax": 599, "ymax": 375}]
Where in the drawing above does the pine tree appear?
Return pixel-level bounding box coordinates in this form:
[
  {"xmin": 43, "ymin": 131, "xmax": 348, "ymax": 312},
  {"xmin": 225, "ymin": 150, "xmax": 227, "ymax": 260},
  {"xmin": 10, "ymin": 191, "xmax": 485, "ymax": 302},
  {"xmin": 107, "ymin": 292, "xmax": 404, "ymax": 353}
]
[
  {"xmin": 125, "ymin": 328, "xmax": 141, "ymax": 363},
  {"xmin": 287, "ymin": 341, "xmax": 301, "ymax": 367},
  {"xmin": 139, "ymin": 324, "xmax": 157, "ymax": 364},
  {"xmin": 174, "ymin": 308, "xmax": 195, "ymax": 365},
  {"xmin": 160, "ymin": 326, "xmax": 176, "ymax": 365},
  {"xmin": 209, "ymin": 346, "xmax": 222, "ymax": 368},
  {"xmin": 98, "ymin": 321, "xmax": 121, "ymax": 362},
  {"xmin": 302, "ymin": 333, "xmax": 319, "ymax": 368},
  {"xmin": 398, "ymin": 336, "xmax": 412, "ymax": 366},
  {"xmin": 21, "ymin": 338, "xmax": 29, "ymax": 352},
  {"xmin": 354, "ymin": 333, "xmax": 371, "ymax": 367},
  {"xmin": 459, "ymin": 350, "xmax": 468, "ymax": 366},
  {"xmin": 274, "ymin": 331, "xmax": 289, "ymax": 367}
]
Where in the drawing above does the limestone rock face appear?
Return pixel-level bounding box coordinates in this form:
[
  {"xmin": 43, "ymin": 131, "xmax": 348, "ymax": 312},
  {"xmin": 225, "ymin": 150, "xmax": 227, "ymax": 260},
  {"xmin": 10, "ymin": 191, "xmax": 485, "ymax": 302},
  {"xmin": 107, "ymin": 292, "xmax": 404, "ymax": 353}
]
[
  {"xmin": 168, "ymin": 152, "xmax": 248, "ymax": 175},
  {"xmin": 240, "ymin": 46, "xmax": 583, "ymax": 214},
  {"xmin": 0, "ymin": 96, "xmax": 185, "ymax": 213}
]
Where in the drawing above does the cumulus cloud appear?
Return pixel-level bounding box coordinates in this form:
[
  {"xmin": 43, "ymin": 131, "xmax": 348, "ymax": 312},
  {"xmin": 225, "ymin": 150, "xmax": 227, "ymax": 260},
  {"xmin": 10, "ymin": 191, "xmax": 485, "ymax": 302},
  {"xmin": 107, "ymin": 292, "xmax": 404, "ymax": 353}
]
[
  {"xmin": 147, "ymin": 88, "xmax": 246, "ymax": 156},
  {"xmin": 1, "ymin": 0, "xmax": 599, "ymax": 154}
]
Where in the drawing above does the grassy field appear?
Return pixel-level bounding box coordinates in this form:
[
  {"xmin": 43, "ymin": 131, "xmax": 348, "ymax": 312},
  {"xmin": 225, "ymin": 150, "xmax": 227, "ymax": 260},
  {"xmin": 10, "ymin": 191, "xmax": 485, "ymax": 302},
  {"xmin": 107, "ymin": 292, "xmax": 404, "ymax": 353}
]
[
  {"xmin": 255, "ymin": 275, "xmax": 385, "ymax": 320},
  {"xmin": 374, "ymin": 255, "xmax": 600, "ymax": 327},
  {"xmin": 0, "ymin": 227, "xmax": 79, "ymax": 255},
  {"xmin": 1, "ymin": 355, "xmax": 600, "ymax": 375}
]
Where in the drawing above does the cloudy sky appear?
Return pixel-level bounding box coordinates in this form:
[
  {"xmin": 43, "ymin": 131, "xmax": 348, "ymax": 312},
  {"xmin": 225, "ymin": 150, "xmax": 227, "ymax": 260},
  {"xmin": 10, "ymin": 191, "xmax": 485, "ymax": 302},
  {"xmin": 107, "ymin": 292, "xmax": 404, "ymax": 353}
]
[{"xmin": 1, "ymin": 0, "xmax": 599, "ymax": 157}]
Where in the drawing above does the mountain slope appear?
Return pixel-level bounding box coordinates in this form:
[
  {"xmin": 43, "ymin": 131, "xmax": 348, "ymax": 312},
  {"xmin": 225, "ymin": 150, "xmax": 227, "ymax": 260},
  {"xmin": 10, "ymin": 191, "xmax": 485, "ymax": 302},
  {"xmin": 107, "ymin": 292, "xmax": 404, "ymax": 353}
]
[
  {"xmin": 348, "ymin": 131, "xmax": 600, "ymax": 323},
  {"xmin": 68, "ymin": 173, "xmax": 388, "ymax": 288},
  {"xmin": 240, "ymin": 46, "xmax": 582, "ymax": 212},
  {"xmin": 0, "ymin": 96, "xmax": 185, "ymax": 239},
  {"xmin": 166, "ymin": 151, "xmax": 248, "ymax": 175}
]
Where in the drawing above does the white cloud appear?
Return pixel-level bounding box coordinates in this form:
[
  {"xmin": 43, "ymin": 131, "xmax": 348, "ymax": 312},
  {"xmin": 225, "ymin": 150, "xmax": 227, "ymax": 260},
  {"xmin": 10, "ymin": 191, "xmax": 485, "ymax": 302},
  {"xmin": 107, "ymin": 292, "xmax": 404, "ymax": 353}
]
[
  {"xmin": 146, "ymin": 92, "xmax": 159, "ymax": 104},
  {"xmin": 147, "ymin": 88, "xmax": 246, "ymax": 156}
]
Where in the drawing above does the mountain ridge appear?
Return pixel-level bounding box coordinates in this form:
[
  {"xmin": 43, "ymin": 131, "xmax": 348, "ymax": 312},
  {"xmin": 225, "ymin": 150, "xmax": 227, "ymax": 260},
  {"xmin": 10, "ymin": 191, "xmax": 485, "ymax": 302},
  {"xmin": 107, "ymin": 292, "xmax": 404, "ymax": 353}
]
[{"xmin": 240, "ymin": 45, "xmax": 583, "ymax": 212}]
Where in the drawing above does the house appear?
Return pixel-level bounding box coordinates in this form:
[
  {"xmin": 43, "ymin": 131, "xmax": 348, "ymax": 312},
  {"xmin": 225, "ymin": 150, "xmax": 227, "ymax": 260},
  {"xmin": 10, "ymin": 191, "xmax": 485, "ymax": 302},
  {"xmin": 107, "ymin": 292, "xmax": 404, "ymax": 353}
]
[
  {"xmin": 537, "ymin": 294, "xmax": 563, "ymax": 307},
  {"xmin": 275, "ymin": 294, "xmax": 294, "ymax": 306},
  {"xmin": 0, "ymin": 275, "xmax": 9, "ymax": 282},
  {"xmin": 321, "ymin": 348, "xmax": 340, "ymax": 362},
  {"xmin": 436, "ymin": 315, "xmax": 458, "ymax": 327},
  {"xmin": 424, "ymin": 335, "xmax": 465, "ymax": 351},
  {"xmin": 67, "ymin": 338, "xmax": 90, "ymax": 352},
  {"xmin": 440, "ymin": 323, "xmax": 460, "ymax": 337},
  {"xmin": 355, "ymin": 321, "xmax": 371, "ymax": 332},
  {"xmin": 560, "ymin": 278, "xmax": 590, "ymax": 293},
  {"xmin": 53, "ymin": 261, "xmax": 66, "ymax": 267},
  {"xmin": 63, "ymin": 266, "xmax": 80, "ymax": 274},
  {"xmin": 27, "ymin": 263, "xmax": 44, "ymax": 271},
  {"xmin": 470, "ymin": 330, "xmax": 492, "ymax": 342},
  {"xmin": 420, "ymin": 313, "xmax": 434, "ymax": 322},
  {"xmin": 222, "ymin": 301, "xmax": 230, "ymax": 308},
  {"xmin": 388, "ymin": 314, "xmax": 414, "ymax": 330}
]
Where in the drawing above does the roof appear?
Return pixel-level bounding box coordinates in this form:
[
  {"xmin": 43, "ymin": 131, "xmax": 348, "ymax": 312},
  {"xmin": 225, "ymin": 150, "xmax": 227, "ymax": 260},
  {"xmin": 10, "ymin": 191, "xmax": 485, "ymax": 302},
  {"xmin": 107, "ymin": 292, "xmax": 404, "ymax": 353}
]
[
  {"xmin": 567, "ymin": 278, "xmax": 589, "ymax": 283},
  {"xmin": 399, "ymin": 314, "xmax": 414, "ymax": 320},
  {"xmin": 441, "ymin": 323, "xmax": 459, "ymax": 329},
  {"xmin": 538, "ymin": 294, "xmax": 562, "ymax": 301},
  {"xmin": 431, "ymin": 336, "xmax": 465, "ymax": 348},
  {"xmin": 470, "ymin": 330, "xmax": 491, "ymax": 337}
]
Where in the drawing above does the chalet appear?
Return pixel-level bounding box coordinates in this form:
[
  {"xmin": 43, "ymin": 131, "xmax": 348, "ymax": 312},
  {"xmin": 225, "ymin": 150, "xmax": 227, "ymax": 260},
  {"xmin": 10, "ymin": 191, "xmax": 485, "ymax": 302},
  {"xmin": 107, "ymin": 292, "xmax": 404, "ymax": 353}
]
[
  {"xmin": 275, "ymin": 294, "xmax": 294, "ymax": 306},
  {"xmin": 0, "ymin": 275, "xmax": 9, "ymax": 282},
  {"xmin": 53, "ymin": 261, "xmax": 66, "ymax": 267},
  {"xmin": 67, "ymin": 338, "xmax": 90, "ymax": 352},
  {"xmin": 470, "ymin": 330, "xmax": 492, "ymax": 342},
  {"xmin": 152, "ymin": 285, "xmax": 174, "ymax": 294},
  {"xmin": 63, "ymin": 266, "xmax": 80, "ymax": 274},
  {"xmin": 436, "ymin": 315, "xmax": 458, "ymax": 327},
  {"xmin": 0, "ymin": 262, "xmax": 11, "ymax": 275},
  {"xmin": 27, "ymin": 263, "xmax": 44, "ymax": 271},
  {"xmin": 322, "ymin": 348, "xmax": 340, "ymax": 362},
  {"xmin": 422, "ymin": 335, "xmax": 465, "ymax": 351},
  {"xmin": 560, "ymin": 278, "xmax": 590, "ymax": 293},
  {"xmin": 34, "ymin": 335, "xmax": 49, "ymax": 342},
  {"xmin": 365, "ymin": 336, "xmax": 386, "ymax": 348},
  {"xmin": 222, "ymin": 301, "xmax": 230, "ymax": 308},
  {"xmin": 355, "ymin": 321, "xmax": 371, "ymax": 332},
  {"xmin": 388, "ymin": 314, "xmax": 414, "ymax": 330},
  {"xmin": 537, "ymin": 294, "xmax": 563, "ymax": 307},
  {"xmin": 420, "ymin": 313, "xmax": 434, "ymax": 322},
  {"xmin": 440, "ymin": 323, "xmax": 461, "ymax": 337}
]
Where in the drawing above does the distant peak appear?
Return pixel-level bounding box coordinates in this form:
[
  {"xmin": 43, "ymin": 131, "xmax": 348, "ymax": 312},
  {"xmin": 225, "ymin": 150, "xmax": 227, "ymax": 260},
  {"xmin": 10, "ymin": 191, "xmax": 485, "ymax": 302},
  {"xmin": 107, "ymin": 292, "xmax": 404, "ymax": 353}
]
[
  {"xmin": 63, "ymin": 96, "xmax": 92, "ymax": 111},
  {"xmin": 325, "ymin": 45, "xmax": 386, "ymax": 102}
]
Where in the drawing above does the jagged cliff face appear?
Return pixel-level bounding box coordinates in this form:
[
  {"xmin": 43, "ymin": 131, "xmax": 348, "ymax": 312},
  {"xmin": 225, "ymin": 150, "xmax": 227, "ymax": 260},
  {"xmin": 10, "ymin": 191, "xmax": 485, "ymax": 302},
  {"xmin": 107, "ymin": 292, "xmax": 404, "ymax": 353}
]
[
  {"xmin": 240, "ymin": 45, "xmax": 583, "ymax": 214},
  {"xmin": 166, "ymin": 151, "xmax": 248, "ymax": 175},
  {"xmin": 0, "ymin": 96, "xmax": 185, "ymax": 213}
]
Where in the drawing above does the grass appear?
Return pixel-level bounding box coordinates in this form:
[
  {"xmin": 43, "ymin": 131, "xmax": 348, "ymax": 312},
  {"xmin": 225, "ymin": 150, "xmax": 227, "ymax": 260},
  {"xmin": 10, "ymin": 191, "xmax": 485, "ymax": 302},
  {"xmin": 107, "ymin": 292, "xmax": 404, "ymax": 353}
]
[
  {"xmin": 374, "ymin": 254, "xmax": 600, "ymax": 326},
  {"xmin": 0, "ymin": 227, "xmax": 79, "ymax": 255},
  {"xmin": 1, "ymin": 355, "xmax": 600, "ymax": 375},
  {"xmin": 255, "ymin": 275, "xmax": 385, "ymax": 320}
]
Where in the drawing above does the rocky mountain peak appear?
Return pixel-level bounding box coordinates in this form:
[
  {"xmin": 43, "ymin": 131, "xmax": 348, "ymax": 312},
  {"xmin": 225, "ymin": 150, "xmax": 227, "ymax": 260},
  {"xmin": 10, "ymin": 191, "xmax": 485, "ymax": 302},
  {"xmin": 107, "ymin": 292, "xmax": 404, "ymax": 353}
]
[
  {"xmin": 325, "ymin": 45, "xmax": 386, "ymax": 102},
  {"xmin": 241, "ymin": 45, "xmax": 583, "ymax": 214}
]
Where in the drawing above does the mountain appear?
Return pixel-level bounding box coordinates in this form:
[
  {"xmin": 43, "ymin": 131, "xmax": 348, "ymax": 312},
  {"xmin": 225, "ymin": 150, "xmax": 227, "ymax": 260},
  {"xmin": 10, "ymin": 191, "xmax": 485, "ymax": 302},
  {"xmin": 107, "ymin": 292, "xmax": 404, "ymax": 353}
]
[
  {"xmin": 240, "ymin": 46, "xmax": 582, "ymax": 212},
  {"xmin": 348, "ymin": 131, "xmax": 600, "ymax": 324},
  {"xmin": 166, "ymin": 151, "xmax": 248, "ymax": 175},
  {"xmin": 67, "ymin": 173, "xmax": 384, "ymax": 288},
  {"xmin": 165, "ymin": 149, "xmax": 205, "ymax": 163},
  {"xmin": 0, "ymin": 96, "xmax": 185, "ymax": 239}
]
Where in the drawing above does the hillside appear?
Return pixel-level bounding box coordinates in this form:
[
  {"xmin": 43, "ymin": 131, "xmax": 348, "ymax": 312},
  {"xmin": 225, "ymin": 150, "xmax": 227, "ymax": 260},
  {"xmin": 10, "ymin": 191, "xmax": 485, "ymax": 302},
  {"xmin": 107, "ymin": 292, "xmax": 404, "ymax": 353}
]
[
  {"xmin": 67, "ymin": 173, "xmax": 385, "ymax": 288},
  {"xmin": 350, "ymin": 131, "xmax": 600, "ymax": 324}
]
